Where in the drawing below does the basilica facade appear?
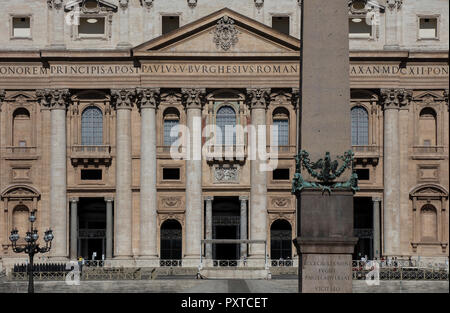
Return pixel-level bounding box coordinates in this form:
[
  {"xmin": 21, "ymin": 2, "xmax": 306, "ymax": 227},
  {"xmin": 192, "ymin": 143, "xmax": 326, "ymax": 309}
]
[{"xmin": 0, "ymin": 0, "xmax": 448, "ymax": 269}]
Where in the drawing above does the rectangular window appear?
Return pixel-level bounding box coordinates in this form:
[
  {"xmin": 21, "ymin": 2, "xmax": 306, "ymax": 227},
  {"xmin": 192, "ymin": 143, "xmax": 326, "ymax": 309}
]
[
  {"xmin": 273, "ymin": 169, "xmax": 290, "ymax": 180},
  {"xmin": 355, "ymin": 169, "xmax": 370, "ymax": 181},
  {"xmin": 272, "ymin": 16, "xmax": 290, "ymax": 35},
  {"xmin": 12, "ymin": 17, "xmax": 31, "ymax": 38},
  {"xmin": 163, "ymin": 168, "xmax": 180, "ymax": 180},
  {"xmin": 81, "ymin": 169, "xmax": 102, "ymax": 180},
  {"xmin": 349, "ymin": 17, "xmax": 372, "ymax": 38},
  {"xmin": 162, "ymin": 16, "xmax": 180, "ymax": 35},
  {"xmin": 78, "ymin": 17, "xmax": 106, "ymax": 36},
  {"xmin": 419, "ymin": 17, "xmax": 438, "ymax": 39},
  {"xmin": 164, "ymin": 120, "xmax": 179, "ymax": 146}
]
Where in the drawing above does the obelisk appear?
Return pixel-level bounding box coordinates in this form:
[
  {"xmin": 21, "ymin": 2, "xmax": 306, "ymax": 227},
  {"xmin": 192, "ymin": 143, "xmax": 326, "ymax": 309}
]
[{"xmin": 293, "ymin": 0, "xmax": 358, "ymax": 293}]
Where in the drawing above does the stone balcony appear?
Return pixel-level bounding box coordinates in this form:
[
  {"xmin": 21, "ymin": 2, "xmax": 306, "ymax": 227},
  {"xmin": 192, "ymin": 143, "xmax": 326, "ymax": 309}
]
[
  {"xmin": 352, "ymin": 145, "xmax": 380, "ymax": 166},
  {"xmin": 70, "ymin": 145, "xmax": 112, "ymax": 166},
  {"xmin": 205, "ymin": 144, "xmax": 247, "ymax": 163},
  {"xmin": 3, "ymin": 146, "xmax": 38, "ymax": 160},
  {"xmin": 412, "ymin": 146, "xmax": 447, "ymax": 160}
]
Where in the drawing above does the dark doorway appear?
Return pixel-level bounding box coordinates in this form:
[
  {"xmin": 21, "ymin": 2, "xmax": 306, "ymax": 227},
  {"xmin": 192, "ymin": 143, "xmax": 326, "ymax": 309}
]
[
  {"xmin": 270, "ymin": 219, "xmax": 292, "ymax": 260},
  {"xmin": 212, "ymin": 197, "xmax": 240, "ymax": 260},
  {"xmin": 353, "ymin": 197, "xmax": 373, "ymax": 260},
  {"xmin": 78, "ymin": 198, "xmax": 106, "ymax": 260},
  {"xmin": 160, "ymin": 219, "xmax": 182, "ymax": 260}
]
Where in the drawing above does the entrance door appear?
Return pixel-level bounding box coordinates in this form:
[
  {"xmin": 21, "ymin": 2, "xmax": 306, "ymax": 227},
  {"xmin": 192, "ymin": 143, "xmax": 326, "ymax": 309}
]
[{"xmin": 211, "ymin": 197, "xmax": 240, "ymax": 261}]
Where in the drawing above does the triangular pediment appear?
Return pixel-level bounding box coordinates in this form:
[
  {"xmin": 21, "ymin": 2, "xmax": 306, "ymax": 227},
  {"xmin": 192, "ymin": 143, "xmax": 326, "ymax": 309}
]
[
  {"xmin": 133, "ymin": 8, "xmax": 300, "ymax": 57},
  {"xmin": 414, "ymin": 91, "xmax": 445, "ymax": 101}
]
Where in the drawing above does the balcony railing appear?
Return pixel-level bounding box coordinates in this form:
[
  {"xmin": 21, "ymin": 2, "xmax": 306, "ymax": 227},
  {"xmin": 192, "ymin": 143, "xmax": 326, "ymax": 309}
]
[
  {"xmin": 352, "ymin": 145, "xmax": 380, "ymax": 155},
  {"xmin": 70, "ymin": 146, "xmax": 111, "ymax": 165},
  {"xmin": 412, "ymin": 146, "xmax": 445, "ymax": 155},
  {"xmin": 205, "ymin": 144, "xmax": 247, "ymax": 162},
  {"xmin": 4, "ymin": 146, "xmax": 37, "ymax": 155}
]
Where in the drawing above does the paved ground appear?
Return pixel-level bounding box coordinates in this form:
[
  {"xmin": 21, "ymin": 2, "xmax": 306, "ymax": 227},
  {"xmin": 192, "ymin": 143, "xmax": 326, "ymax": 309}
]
[{"xmin": 0, "ymin": 278, "xmax": 448, "ymax": 293}]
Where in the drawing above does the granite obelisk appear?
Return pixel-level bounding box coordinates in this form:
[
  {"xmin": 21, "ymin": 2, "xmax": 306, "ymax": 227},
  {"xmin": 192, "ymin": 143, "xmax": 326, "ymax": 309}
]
[{"xmin": 293, "ymin": 0, "xmax": 358, "ymax": 293}]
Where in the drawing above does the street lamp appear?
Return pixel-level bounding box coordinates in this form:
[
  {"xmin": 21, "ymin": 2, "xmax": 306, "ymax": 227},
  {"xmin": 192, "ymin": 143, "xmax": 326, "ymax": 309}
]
[{"xmin": 9, "ymin": 210, "xmax": 54, "ymax": 293}]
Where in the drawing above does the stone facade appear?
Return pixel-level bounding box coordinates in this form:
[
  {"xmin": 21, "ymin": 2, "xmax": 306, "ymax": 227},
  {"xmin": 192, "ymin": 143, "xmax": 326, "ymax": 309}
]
[{"xmin": 0, "ymin": 1, "xmax": 448, "ymax": 268}]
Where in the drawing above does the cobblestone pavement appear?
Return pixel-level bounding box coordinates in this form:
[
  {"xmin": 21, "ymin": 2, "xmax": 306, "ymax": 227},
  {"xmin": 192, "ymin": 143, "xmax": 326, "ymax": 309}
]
[{"xmin": 0, "ymin": 279, "xmax": 448, "ymax": 293}]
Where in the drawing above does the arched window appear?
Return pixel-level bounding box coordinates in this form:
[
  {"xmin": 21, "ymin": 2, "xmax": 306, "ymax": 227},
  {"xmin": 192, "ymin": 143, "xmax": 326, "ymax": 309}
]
[
  {"xmin": 270, "ymin": 219, "xmax": 292, "ymax": 261},
  {"xmin": 419, "ymin": 108, "xmax": 437, "ymax": 146},
  {"xmin": 12, "ymin": 108, "xmax": 31, "ymax": 147},
  {"xmin": 272, "ymin": 107, "xmax": 289, "ymax": 147},
  {"xmin": 216, "ymin": 106, "xmax": 236, "ymax": 145},
  {"xmin": 351, "ymin": 106, "xmax": 369, "ymax": 146},
  {"xmin": 160, "ymin": 219, "xmax": 182, "ymax": 260},
  {"xmin": 420, "ymin": 205, "xmax": 438, "ymax": 241},
  {"xmin": 81, "ymin": 106, "xmax": 103, "ymax": 145},
  {"xmin": 163, "ymin": 108, "xmax": 180, "ymax": 147}
]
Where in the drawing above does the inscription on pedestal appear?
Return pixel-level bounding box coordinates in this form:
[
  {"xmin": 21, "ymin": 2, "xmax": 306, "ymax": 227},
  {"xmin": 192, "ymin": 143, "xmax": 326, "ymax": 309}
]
[{"xmin": 302, "ymin": 254, "xmax": 352, "ymax": 293}]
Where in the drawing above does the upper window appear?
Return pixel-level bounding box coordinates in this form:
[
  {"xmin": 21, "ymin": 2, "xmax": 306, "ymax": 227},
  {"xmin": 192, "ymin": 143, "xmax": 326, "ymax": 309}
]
[
  {"xmin": 163, "ymin": 108, "xmax": 180, "ymax": 147},
  {"xmin": 162, "ymin": 16, "xmax": 180, "ymax": 35},
  {"xmin": 272, "ymin": 16, "xmax": 290, "ymax": 35},
  {"xmin": 272, "ymin": 107, "xmax": 289, "ymax": 147},
  {"xmin": 418, "ymin": 17, "xmax": 439, "ymax": 40},
  {"xmin": 349, "ymin": 17, "xmax": 372, "ymax": 39},
  {"xmin": 418, "ymin": 108, "xmax": 437, "ymax": 146},
  {"xmin": 78, "ymin": 17, "xmax": 106, "ymax": 37},
  {"xmin": 216, "ymin": 106, "xmax": 236, "ymax": 145},
  {"xmin": 351, "ymin": 106, "xmax": 369, "ymax": 146},
  {"xmin": 81, "ymin": 106, "xmax": 103, "ymax": 145},
  {"xmin": 12, "ymin": 108, "xmax": 31, "ymax": 147},
  {"xmin": 11, "ymin": 16, "xmax": 31, "ymax": 38}
]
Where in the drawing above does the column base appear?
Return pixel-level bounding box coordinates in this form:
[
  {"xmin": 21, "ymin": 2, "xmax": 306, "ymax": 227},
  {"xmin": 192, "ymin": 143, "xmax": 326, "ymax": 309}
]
[{"xmin": 294, "ymin": 236, "xmax": 358, "ymax": 293}]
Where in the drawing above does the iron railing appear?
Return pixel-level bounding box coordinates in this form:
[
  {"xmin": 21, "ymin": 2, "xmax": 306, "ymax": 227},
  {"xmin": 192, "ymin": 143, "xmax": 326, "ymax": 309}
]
[{"xmin": 159, "ymin": 260, "xmax": 182, "ymax": 267}]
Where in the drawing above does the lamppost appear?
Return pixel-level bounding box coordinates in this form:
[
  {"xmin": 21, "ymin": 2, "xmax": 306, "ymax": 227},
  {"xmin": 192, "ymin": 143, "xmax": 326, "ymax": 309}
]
[{"xmin": 9, "ymin": 210, "xmax": 54, "ymax": 293}]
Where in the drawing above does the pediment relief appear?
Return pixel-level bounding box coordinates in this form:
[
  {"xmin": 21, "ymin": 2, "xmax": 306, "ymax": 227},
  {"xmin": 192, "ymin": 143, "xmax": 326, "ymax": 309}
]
[
  {"xmin": 1, "ymin": 185, "xmax": 40, "ymax": 199},
  {"xmin": 65, "ymin": 0, "xmax": 117, "ymax": 12},
  {"xmin": 133, "ymin": 8, "xmax": 300, "ymax": 57},
  {"xmin": 5, "ymin": 91, "xmax": 36, "ymax": 102},
  {"xmin": 410, "ymin": 184, "xmax": 448, "ymax": 198},
  {"xmin": 413, "ymin": 91, "xmax": 445, "ymax": 102}
]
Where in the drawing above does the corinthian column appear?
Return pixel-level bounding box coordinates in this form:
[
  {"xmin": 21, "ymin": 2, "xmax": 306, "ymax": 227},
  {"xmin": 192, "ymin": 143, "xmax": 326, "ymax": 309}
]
[
  {"xmin": 380, "ymin": 88, "xmax": 411, "ymax": 257},
  {"xmin": 384, "ymin": 0, "xmax": 402, "ymax": 49},
  {"xmin": 48, "ymin": 0, "xmax": 65, "ymax": 48},
  {"xmin": 38, "ymin": 88, "xmax": 70, "ymax": 258},
  {"xmin": 137, "ymin": 88, "xmax": 160, "ymax": 261},
  {"xmin": 111, "ymin": 89, "xmax": 135, "ymax": 259},
  {"xmin": 117, "ymin": 0, "xmax": 131, "ymax": 47},
  {"xmin": 246, "ymin": 88, "xmax": 270, "ymax": 260},
  {"xmin": 182, "ymin": 88, "xmax": 206, "ymax": 264}
]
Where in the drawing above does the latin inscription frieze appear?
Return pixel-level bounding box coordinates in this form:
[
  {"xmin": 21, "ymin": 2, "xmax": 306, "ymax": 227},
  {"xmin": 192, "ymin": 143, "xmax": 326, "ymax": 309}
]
[{"xmin": 0, "ymin": 63, "xmax": 447, "ymax": 78}]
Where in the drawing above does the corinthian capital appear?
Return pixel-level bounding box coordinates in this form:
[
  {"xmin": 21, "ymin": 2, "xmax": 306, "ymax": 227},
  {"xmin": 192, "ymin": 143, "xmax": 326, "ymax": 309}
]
[
  {"xmin": 119, "ymin": 0, "xmax": 129, "ymax": 10},
  {"xmin": 386, "ymin": 0, "xmax": 402, "ymax": 10},
  {"xmin": 246, "ymin": 88, "xmax": 270, "ymax": 110},
  {"xmin": 181, "ymin": 88, "xmax": 206, "ymax": 110},
  {"xmin": 47, "ymin": 0, "xmax": 63, "ymax": 10},
  {"xmin": 36, "ymin": 89, "xmax": 71, "ymax": 109},
  {"xmin": 137, "ymin": 88, "xmax": 160, "ymax": 110},
  {"xmin": 380, "ymin": 88, "xmax": 412, "ymax": 110},
  {"xmin": 111, "ymin": 89, "xmax": 136, "ymax": 109}
]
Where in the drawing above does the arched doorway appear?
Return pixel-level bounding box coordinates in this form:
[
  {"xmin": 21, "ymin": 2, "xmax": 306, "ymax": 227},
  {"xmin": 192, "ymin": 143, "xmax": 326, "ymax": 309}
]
[
  {"xmin": 270, "ymin": 219, "xmax": 292, "ymax": 260},
  {"xmin": 160, "ymin": 219, "xmax": 182, "ymax": 260}
]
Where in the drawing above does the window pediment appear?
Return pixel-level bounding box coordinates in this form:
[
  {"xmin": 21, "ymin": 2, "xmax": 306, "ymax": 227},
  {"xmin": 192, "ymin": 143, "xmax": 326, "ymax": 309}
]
[{"xmin": 65, "ymin": 0, "xmax": 117, "ymax": 13}]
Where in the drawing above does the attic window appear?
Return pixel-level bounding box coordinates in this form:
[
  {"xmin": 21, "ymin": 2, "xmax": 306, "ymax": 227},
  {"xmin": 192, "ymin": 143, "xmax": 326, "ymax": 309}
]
[
  {"xmin": 162, "ymin": 16, "xmax": 180, "ymax": 35},
  {"xmin": 349, "ymin": 17, "xmax": 372, "ymax": 38},
  {"xmin": 78, "ymin": 17, "xmax": 106, "ymax": 36},
  {"xmin": 272, "ymin": 16, "xmax": 290, "ymax": 35},
  {"xmin": 12, "ymin": 17, "xmax": 31, "ymax": 38},
  {"xmin": 419, "ymin": 17, "xmax": 438, "ymax": 39}
]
